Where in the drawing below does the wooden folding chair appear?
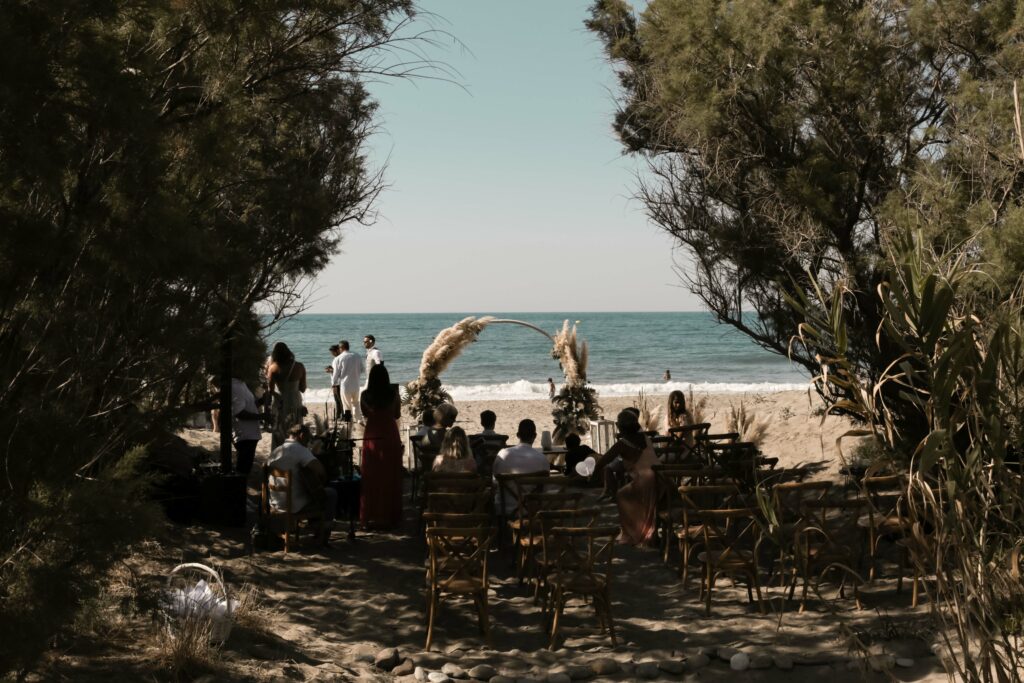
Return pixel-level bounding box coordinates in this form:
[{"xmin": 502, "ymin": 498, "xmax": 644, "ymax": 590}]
[
  {"xmin": 260, "ymin": 465, "xmax": 323, "ymax": 553},
  {"xmin": 425, "ymin": 525, "xmax": 495, "ymax": 651},
  {"xmin": 669, "ymin": 422, "xmax": 712, "ymax": 449},
  {"xmin": 471, "ymin": 435, "xmax": 509, "ymax": 478},
  {"xmin": 410, "ymin": 440, "xmax": 439, "ymax": 505},
  {"xmin": 422, "ymin": 512, "xmax": 492, "ymax": 529},
  {"xmin": 792, "ymin": 499, "xmax": 867, "ymax": 611},
  {"xmin": 675, "ymin": 483, "xmax": 742, "ymax": 586},
  {"xmin": 768, "ymin": 481, "xmax": 833, "ymax": 580},
  {"xmin": 859, "ymin": 474, "xmax": 909, "ymax": 585},
  {"xmin": 652, "ymin": 464, "xmax": 711, "ymax": 564},
  {"xmin": 695, "ymin": 432, "xmax": 739, "ymax": 465},
  {"xmin": 545, "ymin": 525, "xmax": 619, "ymax": 649},
  {"xmin": 697, "ymin": 508, "xmax": 765, "ymax": 616},
  {"xmin": 515, "ymin": 491, "xmax": 584, "ymax": 586},
  {"xmin": 494, "ymin": 471, "xmax": 558, "ymax": 546},
  {"xmin": 536, "ymin": 506, "xmax": 602, "ymax": 605}
]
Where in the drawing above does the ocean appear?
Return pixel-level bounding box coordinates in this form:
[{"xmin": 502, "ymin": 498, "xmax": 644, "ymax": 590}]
[{"xmin": 267, "ymin": 312, "xmax": 809, "ymax": 404}]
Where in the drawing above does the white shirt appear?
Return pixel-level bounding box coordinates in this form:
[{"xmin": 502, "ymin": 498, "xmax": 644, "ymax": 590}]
[
  {"xmin": 493, "ymin": 441, "xmax": 549, "ymax": 514},
  {"xmin": 337, "ymin": 350, "xmax": 362, "ymax": 393},
  {"xmin": 365, "ymin": 345, "xmax": 383, "ymax": 379},
  {"xmin": 230, "ymin": 379, "xmax": 261, "ymax": 441},
  {"xmin": 267, "ymin": 439, "xmax": 318, "ymax": 512},
  {"xmin": 330, "ymin": 354, "xmax": 344, "ymax": 387}
]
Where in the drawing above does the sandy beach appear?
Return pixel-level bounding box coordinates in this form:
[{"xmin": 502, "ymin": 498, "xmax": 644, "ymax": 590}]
[{"xmin": 181, "ymin": 388, "xmax": 861, "ymax": 480}]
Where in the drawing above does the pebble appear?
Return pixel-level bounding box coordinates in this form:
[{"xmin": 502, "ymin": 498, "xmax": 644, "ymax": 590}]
[
  {"xmin": 443, "ymin": 663, "xmax": 468, "ymax": 679},
  {"xmin": 636, "ymin": 662, "xmax": 659, "ymax": 679},
  {"xmin": 717, "ymin": 647, "xmax": 739, "ymax": 661},
  {"xmin": 429, "ymin": 673, "xmax": 451, "ymax": 683},
  {"xmin": 590, "ymin": 658, "xmax": 620, "ymax": 675},
  {"xmin": 547, "ymin": 674, "xmax": 571, "ymax": 683},
  {"xmin": 697, "ymin": 646, "xmax": 717, "ymax": 657},
  {"xmin": 489, "ymin": 677, "xmax": 516, "ymax": 683},
  {"xmin": 516, "ymin": 678, "xmax": 542, "ymax": 683},
  {"xmin": 469, "ymin": 665, "xmax": 497, "ymax": 680},
  {"xmin": 730, "ymin": 653, "xmax": 750, "ymax": 671},
  {"xmin": 773, "ymin": 655, "xmax": 794, "ymax": 671},
  {"xmin": 659, "ymin": 660, "xmax": 685, "ymax": 675},
  {"xmin": 566, "ymin": 664, "xmax": 594, "ymax": 680},
  {"xmin": 415, "ymin": 667, "xmax": 429, "ymax": 682},
  {"xmin": 686, "ymin": 654, "xmax": 711, "ymax": 670},
  {"xmin": 375, "ymin": 648, "xmax": 401, "ymax": 671},
  {"xmin": 394, "ymin": 660, "xmax": 415, "ymax": 677},
  {"xmin": 750, "ymin": 654, "xmax": 772, "ymax": 670},
  {"xmin": 896, "ymin": 658, "xmax": 914, "ymax": 668}
]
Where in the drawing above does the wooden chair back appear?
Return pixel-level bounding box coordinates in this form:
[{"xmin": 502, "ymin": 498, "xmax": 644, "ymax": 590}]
[
  {"xmin": 426, "ymin": 490, "xmax": 493, "ymax": 515},
  {"xmin": 771, "ymin": 480, "xmax": 833, "ymax": 525},
  {"xmin": 422, "ymin": 512, "xmax": 492, "ymax": 528}
]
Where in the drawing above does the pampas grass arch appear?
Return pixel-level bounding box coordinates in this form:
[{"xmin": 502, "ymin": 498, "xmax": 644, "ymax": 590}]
[{"xmin": 403, "ymin": 316, "xmax": 602, "ymax": 442}]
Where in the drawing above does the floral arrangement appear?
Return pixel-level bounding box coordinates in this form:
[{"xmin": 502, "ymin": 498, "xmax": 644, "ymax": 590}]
[
  {"xmin": 404, "ymin": 316, "xmax": 494, "ymax": 420},
  {"xmin": 550, "ymin": 320, "xmax": 602, "ymax": 443}
]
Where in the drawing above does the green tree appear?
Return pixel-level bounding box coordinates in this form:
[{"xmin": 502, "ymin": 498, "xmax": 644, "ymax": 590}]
[
  {"xmin": 587, "ymin": 0, "xmax": 1024, "ymax": 440},
  {"xmin": 0, "ymin": 0, "xmax": 417, "ymax": 674}
]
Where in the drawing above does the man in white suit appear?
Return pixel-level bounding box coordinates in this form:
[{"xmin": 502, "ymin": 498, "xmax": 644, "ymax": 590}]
[{"xmin": 336, "ymin": 340, "xmax": 362, "ymax": 421}]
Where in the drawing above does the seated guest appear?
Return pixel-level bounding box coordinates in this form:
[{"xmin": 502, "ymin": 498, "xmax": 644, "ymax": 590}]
[
  {"xmin": 597, "ymin": 410, "xmax": 658, "ymax": 546},
  {"xmin": 478, "ymin": 410, "xmax": 498, "ymax": 436},
  {"xmin": 493, "ymin": 419, "xmax": 549, "ymax": 514},
  {"xmin": 432, "ymin": 426, "xmax": 477, "ymax": 473},
  {"xmin": 413, "ymin": 409, "xmax": 436, "ymax": 442},
  {"xmin": 267, "ymin": 423, "xmax": 336, "ymax": 543},
  {"xmin": 563, "ymin": 433, "xmax": 596, "ymax": 478},
  {"xmin": 422, "ymin": 402, "xmax": 459, "ymax": 451}
]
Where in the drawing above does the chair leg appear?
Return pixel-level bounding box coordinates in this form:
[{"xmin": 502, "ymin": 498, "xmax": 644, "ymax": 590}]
[
  {"xmin": 479, "ymin": 591, "xmax": 492, "ymax": 646},
  {"xmin": 425, "ymin": 592, "xmax": 438, "ymax": 651},
  {"xmin": 800, "ymin": 573, "xmax": 810, "ymax": 613},
  {"xmin": 602, "ymin": 588, "xmax": 617, "ymax": 647},
  {"xmin": 912, "ymin": 568, "xmax": 920, "ymax": 608},
  {"xmin": 752, "ymin": 573, "xmax": 765, "ymax": 615},
  {"xmin": 548, "ymin": 591, "xmax": 564, "ymax": 650},
  {"xmin": 705, "ymin": 571, "xmax": 716, "ymax": 616}
]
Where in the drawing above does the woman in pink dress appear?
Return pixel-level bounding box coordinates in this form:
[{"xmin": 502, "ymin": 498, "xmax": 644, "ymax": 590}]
[
  {"xmin": 359, "ymin": 364, "xmax": 404, "ymax": 530},
  {"xmin": 600, "ymin": 410, "xmax": 659, "ymax": 546}
]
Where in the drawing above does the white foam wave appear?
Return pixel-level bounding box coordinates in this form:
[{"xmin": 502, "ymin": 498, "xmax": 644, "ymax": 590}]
[{"xmin": 301, "ymin": 379, "xmax": 808, "ymax": 404}]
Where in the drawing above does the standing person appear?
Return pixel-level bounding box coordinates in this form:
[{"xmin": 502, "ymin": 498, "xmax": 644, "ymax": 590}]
[
  {"xmin": 326, "ymin": 345, "xmax": 343, "ymax": 416},
  {"xmin": 267, "ymin": 342, "xmax": 306, "ymax": 450},
  {"xmin": 663, "ymin": 369, "xmax": 671, "ymax": 382},
  {"xmin": 547, "ymin": 377, "xmax": 556, "ymax": 399},
  {"xmin": 336, "ymin": 340, "xmax": 363, "ymax": 421},
  {"xmin": 359, "ymin": 363, "xmax": 403, "ymax": 530},
  {"xmin": 231, "ymin": 377, "xmax": 262, "ymax": 475},
  {"xmin": 363, "ymin": 335, "xmax": 383, "ymax": 386}
]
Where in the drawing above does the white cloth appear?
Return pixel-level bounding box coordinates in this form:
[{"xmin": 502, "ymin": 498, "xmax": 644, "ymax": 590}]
[
  {"xmin": 337, "ymin": 350, "xmax": 362, "ymax": 394},
  {"xmin": 364, "ymin": 346, "xmax": 383, "ymax": 380},
  {"xmin": 267, "ymin": 439, "xmax": 317, "ymax": 512},
  {"xmin": 493, "ymin": 441, "xmax": 549, "ymax": 514},
  {"xmin": 330, "ymin": 354, "xmax": 344, "ymax": 387},
  {"xmin": 230, "ymin": 379, "xmax": 261, "ymax": 442}
]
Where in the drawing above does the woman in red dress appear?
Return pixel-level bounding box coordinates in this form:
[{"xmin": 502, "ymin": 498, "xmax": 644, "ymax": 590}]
[{"xmin": 359, "ymin": 364, "xmax": 404, "ymax": 530}]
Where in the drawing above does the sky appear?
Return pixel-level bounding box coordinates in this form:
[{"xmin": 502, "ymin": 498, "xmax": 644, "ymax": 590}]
[{"xmin": 309, "ymin": 0, "xmax": 700, "ymax": 314}]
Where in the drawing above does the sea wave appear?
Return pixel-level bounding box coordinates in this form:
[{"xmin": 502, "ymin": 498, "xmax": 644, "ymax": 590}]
[{"xmin": 301, "ymin": 379, "xmax": 808, "ymax": 404}]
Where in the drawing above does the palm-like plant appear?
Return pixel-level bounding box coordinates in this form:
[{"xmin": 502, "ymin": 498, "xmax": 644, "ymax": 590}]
[{"xmin": 787, "ymin": 229, "xmax": 1024, "ymax": 683}]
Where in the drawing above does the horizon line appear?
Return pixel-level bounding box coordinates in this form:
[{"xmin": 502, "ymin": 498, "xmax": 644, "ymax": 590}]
[{"xmin": 294, "ymin": 309, "xmax": 710, "ymax": 315}]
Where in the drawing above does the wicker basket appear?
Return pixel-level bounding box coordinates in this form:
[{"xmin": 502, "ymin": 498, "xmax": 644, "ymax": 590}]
[{"xmin": 164, "ymin": 563, "xmax": 233, "ymax": 643}]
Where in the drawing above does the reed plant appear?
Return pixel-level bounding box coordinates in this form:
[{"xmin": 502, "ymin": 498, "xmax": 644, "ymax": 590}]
[
  {"xmin": 726, "ymin": 400, "xmax": 770, "ymax": 449},
  {"xmin": 787, "ymin": 229, "xmax": 1024, "ymax": 682}
]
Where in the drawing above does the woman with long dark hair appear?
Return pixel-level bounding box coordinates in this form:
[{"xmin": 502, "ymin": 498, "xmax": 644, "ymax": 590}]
[
  {"xmin": 266, "ymin": 342, "xmax": 306, "ymax": 449},
  {"xmin": 359, "ymin": 363, "xmax": 403, "ymax": 529},
  {"xmin": 665, "ymin": 389, "xmax": 690, "ymax": 433}
]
